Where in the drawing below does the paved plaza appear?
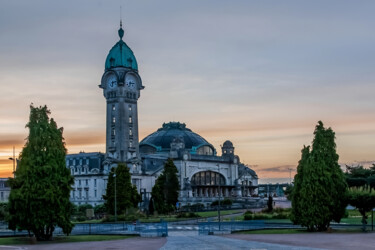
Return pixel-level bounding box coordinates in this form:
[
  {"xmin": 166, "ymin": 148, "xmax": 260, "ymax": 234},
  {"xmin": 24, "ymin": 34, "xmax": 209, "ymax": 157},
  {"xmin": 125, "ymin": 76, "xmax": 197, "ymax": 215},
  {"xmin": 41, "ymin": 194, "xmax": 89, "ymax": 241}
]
[{"xmin": 4, "ymin": 230, "xmax": 375, "ymax": 249}]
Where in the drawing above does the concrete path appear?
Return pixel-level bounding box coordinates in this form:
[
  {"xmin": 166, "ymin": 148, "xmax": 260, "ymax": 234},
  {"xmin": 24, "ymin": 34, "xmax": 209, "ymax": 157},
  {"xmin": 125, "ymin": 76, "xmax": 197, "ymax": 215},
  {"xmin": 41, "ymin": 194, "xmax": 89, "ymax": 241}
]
[
  {"xmin": 225, "ymin": 232, "xmax": 375, "ymax": 250},
  {"xmin": 160, "ymin": 231, "xmax": 324, "ymax": 250}
]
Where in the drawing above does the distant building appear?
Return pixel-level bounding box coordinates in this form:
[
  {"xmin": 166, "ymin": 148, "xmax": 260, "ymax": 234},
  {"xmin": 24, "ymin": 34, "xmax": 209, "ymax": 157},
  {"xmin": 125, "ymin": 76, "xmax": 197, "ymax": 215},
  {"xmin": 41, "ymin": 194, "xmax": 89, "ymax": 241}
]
[
  {"xmin": 0, "ymin": 178, "xmax": 10, "ymax": 202},
  {"xmin": 67, "ymin": 23, "xmax": 259, "ymax": 208}
]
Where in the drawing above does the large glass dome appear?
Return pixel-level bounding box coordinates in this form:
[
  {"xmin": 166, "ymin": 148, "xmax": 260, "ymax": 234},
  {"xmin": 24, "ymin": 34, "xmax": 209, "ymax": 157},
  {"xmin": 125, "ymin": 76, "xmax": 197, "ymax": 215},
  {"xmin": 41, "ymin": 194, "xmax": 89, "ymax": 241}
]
[{"xmin": 140, "ymin": 122, "xmax": 216, "ymax": 155}]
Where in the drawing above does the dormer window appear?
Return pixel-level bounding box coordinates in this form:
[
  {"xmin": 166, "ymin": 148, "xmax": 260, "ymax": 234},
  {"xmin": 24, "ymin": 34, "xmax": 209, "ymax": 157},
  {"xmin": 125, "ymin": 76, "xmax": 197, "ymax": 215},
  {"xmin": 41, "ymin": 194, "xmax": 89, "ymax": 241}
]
[
  {"xmin": 110, "ymin": 58, "xmax": 115, "ymax": 67},
  {"xmin": 127, "ymin": 58, "xmax": 133, "ymax": 68}
]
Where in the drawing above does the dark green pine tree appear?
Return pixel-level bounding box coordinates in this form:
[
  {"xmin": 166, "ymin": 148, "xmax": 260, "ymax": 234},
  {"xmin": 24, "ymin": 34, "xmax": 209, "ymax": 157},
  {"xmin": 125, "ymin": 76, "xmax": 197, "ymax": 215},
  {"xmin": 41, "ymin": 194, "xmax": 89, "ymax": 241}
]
[
  {"xmin": 8, "ymin": 105, "xmax": 74, "ymax": 241},
  {"xmin": 291, "ymin": 121, "xmax": 347, "ymax": 231},
  {"xmin": 103, "ymin": 163, "xmax": 140, "ymax": 215},
  {"xmin": 151, "ymin": 158, "xmax": 180, "ymax": 214},
  {"xmin": 290, "ymin": 145, "xmax": 310, "ymax": 225}
]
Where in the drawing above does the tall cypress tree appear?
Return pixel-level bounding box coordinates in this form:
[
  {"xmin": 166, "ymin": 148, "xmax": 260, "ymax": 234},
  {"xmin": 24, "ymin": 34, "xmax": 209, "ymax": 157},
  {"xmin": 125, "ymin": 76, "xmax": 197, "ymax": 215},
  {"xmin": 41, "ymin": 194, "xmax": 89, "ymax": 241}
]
[
  {"xmin": 290, "ymin": 145, "xmax": 310, "ymax": 225},
  {"xmin": 151, "ymin": 158, "xmax": 179, "ymax": 214},
  {"xmin": 291, "ymin": 121, "xmax": 347, "ymax": 231},
  {"xmin": 103, "ymin": 163, "xmax": 140, "ymax": 215},
  {"xmin": 8, "ymin": 105, "xmax": 74, "ymax": 240}
]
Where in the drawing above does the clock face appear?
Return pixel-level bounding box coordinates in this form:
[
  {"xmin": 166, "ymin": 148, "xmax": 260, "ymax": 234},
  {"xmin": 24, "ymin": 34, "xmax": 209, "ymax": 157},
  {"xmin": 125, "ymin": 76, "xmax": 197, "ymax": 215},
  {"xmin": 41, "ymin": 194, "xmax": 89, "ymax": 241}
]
[
  {"xmin": 107, "ymin": 75, "xmax": 117, "ymax": 89},
  {"xmin": 125, "ymin": 74, "xmax": 137, "ymax": 89}
]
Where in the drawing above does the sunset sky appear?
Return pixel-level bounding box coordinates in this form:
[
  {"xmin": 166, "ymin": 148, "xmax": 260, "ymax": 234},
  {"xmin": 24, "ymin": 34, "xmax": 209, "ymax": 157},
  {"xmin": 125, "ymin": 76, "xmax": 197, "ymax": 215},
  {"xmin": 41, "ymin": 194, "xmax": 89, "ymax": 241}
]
[{"xmin": 1, "ymin": 1, "xmax": 374, "ymax": 183}]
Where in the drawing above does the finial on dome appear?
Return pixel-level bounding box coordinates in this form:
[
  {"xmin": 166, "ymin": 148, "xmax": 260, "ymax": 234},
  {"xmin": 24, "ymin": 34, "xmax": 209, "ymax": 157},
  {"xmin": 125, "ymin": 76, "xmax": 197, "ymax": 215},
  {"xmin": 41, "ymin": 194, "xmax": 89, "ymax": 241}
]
[
  {"xmin": 118, "ymin": 6, "xmax": 124, "ymax": 40},
  {"xmin": 118, "ymin": 20, "xmax": 124, "ymax": 40}
]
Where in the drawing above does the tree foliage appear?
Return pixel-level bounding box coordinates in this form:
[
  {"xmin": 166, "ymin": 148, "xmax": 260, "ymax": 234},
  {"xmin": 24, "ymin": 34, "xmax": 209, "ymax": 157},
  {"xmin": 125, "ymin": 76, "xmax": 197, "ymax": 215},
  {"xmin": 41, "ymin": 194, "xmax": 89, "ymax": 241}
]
[
  {"xmin": 345, "ymin": 164, "xmax": 375, "ymax": 189},
  {"xmin": 8, "ymin": 105, "xmax": 74, "ymax": 240},
  {"xmin": 267, "ymin": 196, "xmax": 274, "ymax": 212},
  {"xmin": 291, "ymin": 121, "xmax": 347, "ymax": 231},
  {"xmin": 346, "ymin": 187, "xmax": 375, "ymax": 231},
  {"xmin": 103, "ymin": 163, "xmax": 140, "ymax": 215},
  {"xmin": 151, "ymin": 158, "xmax": 179, "ymax": 214}
]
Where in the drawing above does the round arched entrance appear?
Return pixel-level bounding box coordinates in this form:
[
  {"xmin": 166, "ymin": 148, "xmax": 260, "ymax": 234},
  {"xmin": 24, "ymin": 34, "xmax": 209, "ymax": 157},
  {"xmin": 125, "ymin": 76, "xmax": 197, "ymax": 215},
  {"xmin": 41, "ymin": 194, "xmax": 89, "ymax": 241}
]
[{"xmin": 191, "ymin": 171, "xmax": 228, "ymax": 198}]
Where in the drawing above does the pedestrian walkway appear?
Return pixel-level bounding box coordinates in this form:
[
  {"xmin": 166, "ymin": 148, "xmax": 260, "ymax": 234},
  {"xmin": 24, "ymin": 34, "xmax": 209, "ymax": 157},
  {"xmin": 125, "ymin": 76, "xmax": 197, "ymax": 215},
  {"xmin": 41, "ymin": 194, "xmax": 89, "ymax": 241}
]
[{"xmin": 160, "ymin": 231, "xmax": 325, "ymax": 250}]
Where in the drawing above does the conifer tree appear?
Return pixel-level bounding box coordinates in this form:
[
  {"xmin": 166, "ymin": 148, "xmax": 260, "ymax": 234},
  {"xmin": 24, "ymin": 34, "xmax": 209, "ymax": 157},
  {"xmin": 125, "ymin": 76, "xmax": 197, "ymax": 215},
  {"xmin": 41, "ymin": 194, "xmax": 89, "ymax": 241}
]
[
  {"xmin": 103, "ymin": 163, "xmax": 140, "ymax": 215},
  {"xmin": 291, "ymin": 121, "xmax": 347, "ymax": 231},
  {"xmin": 8, "ymin": 105, "xmax": 74, "ymax": 241},
  {"xmin": 151, "ymin": 158, "xmax": 179, "ymax": 214}
]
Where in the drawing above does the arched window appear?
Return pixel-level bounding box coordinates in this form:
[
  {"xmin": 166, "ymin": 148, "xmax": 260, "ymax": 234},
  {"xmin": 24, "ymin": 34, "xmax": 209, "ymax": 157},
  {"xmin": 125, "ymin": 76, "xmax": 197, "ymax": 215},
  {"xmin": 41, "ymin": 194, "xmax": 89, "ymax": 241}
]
[
  {"xmin": 191, "ymin": 171, "xmax": 225, "ymax": 186},
  {"xmin": 196, "ymin": 146, "xmax": 214, "ymax": 155}
]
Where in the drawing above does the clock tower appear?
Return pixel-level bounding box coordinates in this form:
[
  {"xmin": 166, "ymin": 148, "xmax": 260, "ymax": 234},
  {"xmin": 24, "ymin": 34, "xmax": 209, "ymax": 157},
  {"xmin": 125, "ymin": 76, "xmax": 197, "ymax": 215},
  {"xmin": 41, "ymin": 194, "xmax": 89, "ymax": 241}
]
[{"xmin": 100, "ymin": 22, "xmax": 144, "ymax": 164}]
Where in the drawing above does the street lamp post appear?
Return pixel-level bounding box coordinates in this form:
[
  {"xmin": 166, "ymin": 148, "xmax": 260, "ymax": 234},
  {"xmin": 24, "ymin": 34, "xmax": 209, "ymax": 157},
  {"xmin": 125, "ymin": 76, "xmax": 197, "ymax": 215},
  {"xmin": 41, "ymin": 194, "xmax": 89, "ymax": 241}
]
[
  {"xmin": 8, "ymin": 146, "xmax": 16, "ymax": 178},
  {"xmin": 114, "ymin": 173, "xmax": 117, "ymax": 222},
  {"xmin": 217, "ymin": 164, "xmax": 221, "ymax": 230}
]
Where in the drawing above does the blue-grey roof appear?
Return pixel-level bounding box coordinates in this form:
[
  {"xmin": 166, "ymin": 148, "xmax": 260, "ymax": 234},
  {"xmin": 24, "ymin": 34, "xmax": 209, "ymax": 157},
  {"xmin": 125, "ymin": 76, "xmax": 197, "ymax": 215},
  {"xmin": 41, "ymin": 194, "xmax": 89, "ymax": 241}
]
[
  {"xmin": 140, "ymin": 122, "xmax": 215, "ymax": 153},
  {"xmin": 66, "ymin": 152, "xmax": 104, "ymax": 171},
  {"xmin": 238, "ymin": 163, "xmax": 258, "ymax": 179}
]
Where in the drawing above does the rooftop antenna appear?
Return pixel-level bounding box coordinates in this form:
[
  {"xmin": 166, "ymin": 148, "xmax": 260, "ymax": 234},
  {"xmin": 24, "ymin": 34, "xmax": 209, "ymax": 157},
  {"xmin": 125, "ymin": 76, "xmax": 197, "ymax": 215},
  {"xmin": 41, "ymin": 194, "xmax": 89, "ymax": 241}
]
[
  {"xmin": 120, "ymin": 6, "xmax": 122, "ymax": 28},
  {"xmin": 118, "ymin": 6, "xmax": 124, "ymax": 40}
]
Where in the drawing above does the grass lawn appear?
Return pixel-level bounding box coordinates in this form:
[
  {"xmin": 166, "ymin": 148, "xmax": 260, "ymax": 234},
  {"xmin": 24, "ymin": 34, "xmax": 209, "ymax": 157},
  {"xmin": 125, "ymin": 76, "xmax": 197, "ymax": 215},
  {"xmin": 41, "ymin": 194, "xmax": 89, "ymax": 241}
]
[
  {"xmin": 196, "ymin": 209, "xmax": 243, "ymax": 218},
  {"xmin": 73, "ymin": 219, "xmax": 102, "ymax": 224},
  {"xmin": 0, "ymin": 235, "xmax": 133, "ymax": 245},
  {"xmin": 138, "ymin": 209, "xmax": 243, "ymax": 223}
]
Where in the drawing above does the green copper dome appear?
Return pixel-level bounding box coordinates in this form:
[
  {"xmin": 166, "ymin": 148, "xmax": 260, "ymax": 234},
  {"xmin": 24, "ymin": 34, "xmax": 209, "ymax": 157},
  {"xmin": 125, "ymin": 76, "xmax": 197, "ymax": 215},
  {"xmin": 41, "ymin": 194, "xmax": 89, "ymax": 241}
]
[{"xmin": 105, "ymin": 25, "xmax": 138, "ymax": 71}]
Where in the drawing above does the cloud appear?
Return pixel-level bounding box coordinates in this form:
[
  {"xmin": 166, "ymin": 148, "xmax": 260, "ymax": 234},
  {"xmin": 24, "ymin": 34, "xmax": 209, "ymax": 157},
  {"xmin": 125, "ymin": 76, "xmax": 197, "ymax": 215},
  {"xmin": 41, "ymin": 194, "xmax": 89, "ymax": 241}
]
[{"xmin": 255, "ymin": 165, "xmax": 296, "ymax": 173}]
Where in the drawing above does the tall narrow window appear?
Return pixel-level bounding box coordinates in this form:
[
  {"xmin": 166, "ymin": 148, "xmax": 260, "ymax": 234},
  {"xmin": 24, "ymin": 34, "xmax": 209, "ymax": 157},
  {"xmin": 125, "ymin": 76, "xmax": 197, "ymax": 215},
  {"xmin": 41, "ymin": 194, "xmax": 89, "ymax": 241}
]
[
  {"xmin": 129, "ymin": 117, "xmax": 132, "ymax": 123},
  {"xmin": 129, "ymin": 129, "xmax": 132, "ymax": 136},
  {"xmin": 112, "ymin": 128, "xmax": 116, "ymax": 136},
  {"xmin": 95, "ymin": 190, "xmax": 97, "ymax": 197},
  {"xmin": 94, "ymin": 179, "xmax": 97, "ymax": 187},
  {"xmin": 112, "ymin": 105, "xmax": 116, "ymax": 111},
  {"xmin": 129, "ymin": 141, "xmax": 133, "ymax": 147},
  {"xmin": 112, "ymin": 117, "xmax": 116, "ymax": 123},
  {"xmin": 128, "ymin": 105, "xmax": 132, "ymax": 111}
]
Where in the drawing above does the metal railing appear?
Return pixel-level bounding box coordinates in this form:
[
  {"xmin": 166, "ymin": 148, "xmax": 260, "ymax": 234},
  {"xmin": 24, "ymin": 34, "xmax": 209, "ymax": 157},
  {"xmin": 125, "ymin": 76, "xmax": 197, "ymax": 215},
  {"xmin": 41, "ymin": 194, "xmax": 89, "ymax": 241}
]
[
  {"xmin": 0, "ymin": 222, "xmax": 168, "ymax": 237},
  {"xmin": 198, "ymin": 220, "xmax": 265, "ymax": 235}
]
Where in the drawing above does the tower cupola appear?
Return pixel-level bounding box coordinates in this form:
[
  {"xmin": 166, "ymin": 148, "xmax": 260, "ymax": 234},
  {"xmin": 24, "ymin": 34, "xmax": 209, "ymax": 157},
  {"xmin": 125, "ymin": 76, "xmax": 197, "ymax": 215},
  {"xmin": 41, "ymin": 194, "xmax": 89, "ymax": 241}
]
[{"xmin": 105, "ymin": 22, "xmax": 138, "ymax": 71}]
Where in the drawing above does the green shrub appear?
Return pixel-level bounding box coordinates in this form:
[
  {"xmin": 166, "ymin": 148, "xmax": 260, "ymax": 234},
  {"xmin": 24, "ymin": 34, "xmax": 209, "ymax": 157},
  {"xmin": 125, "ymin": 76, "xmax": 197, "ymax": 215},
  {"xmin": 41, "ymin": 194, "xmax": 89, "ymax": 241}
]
[
  {"xmin": 78, "ymin": 204, "xmax": 93, "ymax": 214},
  {"xmin": 211, "ymin": 199, "xmax": 232, "ymax": 207},
  {"xmin": 77, "ymin": 216, "xmax": 86, "ymax": 222},
  {"xmin": 94, "ymin": 204, "xmax": 106, "ymax": 215},
  {"xmin": 176, "ymin": 212, "xmax": 201, "ymax": 218},
  {"xmin": 243, "ymin": 208, "xmax": 291, "ymax": 220},
  {"xmin": 182, "ymin": 203, "xmax": 204, "ymax": 212},
  {"xmin": 243, "ymin": 211, "xmax": 253, "ymax": 220}
]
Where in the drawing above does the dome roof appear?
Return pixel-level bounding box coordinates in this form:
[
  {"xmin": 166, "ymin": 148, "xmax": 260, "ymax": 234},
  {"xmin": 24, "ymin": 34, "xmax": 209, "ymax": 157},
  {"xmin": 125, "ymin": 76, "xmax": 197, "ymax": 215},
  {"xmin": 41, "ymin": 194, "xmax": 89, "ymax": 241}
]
[
  {"xmin": 105, "ymin": 25, "xmax": 138, "ymax": 71},
  {"xmin": 140, "ymin": 122, "xmax": 215, "ymax": 153},
  {"xmin": 223, "ymin": 140, "xmax": 233, "ymax": 148}
]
